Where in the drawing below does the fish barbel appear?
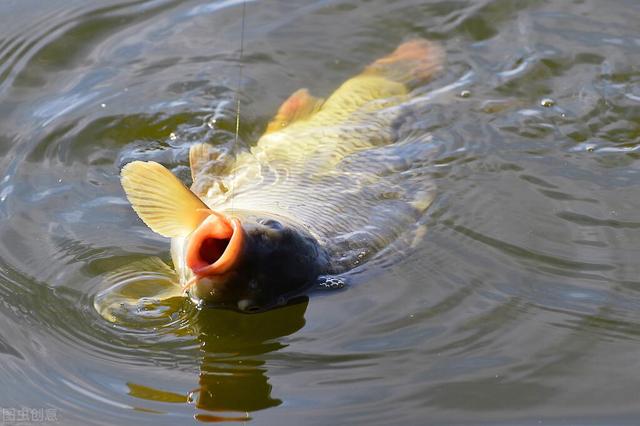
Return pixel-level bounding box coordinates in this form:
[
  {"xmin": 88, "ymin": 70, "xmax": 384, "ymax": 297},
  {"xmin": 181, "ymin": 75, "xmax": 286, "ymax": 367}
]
[{"xmin": 114, "ymin": 39, "xmax": 444, "ymax": 313}]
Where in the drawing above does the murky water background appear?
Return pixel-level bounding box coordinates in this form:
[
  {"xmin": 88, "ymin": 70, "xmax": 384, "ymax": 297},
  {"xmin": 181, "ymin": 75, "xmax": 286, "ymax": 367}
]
[{"xmin": 1, "ymin": 0, "xmax": 640, "ymax": 424}]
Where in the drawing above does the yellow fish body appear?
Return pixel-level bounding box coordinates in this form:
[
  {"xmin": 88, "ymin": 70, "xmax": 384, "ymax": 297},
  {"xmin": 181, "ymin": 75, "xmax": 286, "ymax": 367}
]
[{"xmin": 118, "ymin": 39, "xmax": 443, "ymax": 313}]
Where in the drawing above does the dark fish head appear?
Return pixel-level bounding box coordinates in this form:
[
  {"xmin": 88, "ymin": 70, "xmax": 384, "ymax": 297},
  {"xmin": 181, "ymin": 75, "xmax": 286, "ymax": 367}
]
[{"xmin": 185, "ymin": 211, "xmax": 326, "ymax": 312}]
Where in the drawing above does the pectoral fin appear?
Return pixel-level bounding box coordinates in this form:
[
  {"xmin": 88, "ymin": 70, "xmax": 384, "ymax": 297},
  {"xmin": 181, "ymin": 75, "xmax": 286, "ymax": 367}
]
[
  {"xmin": 265, "ymin": 88, "xmax": 324, "ymax": 133},
  {"xmin": 93, "ymin": 256, "xmax": 183, "ymax": 323},
  {"xmin": 121, "ymin": 161, "xmax": 210, "ymax": 238}
]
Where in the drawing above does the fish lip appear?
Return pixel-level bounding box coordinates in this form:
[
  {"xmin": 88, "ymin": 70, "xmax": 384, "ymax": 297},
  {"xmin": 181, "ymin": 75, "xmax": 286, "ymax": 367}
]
[{"xmin": 186, "ymin": 212, "xmax": 245, "ymax": 277}]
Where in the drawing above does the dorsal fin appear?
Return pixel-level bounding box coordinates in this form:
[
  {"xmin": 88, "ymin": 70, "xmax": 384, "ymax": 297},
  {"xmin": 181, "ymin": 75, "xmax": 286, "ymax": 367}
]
[
  {"xmin": 121, "ymin": 161, "xmax": 210, "ymax": 238},
  {"xmin": 265, "ymin": 88, "xmax": 324, "ymax": 133}
]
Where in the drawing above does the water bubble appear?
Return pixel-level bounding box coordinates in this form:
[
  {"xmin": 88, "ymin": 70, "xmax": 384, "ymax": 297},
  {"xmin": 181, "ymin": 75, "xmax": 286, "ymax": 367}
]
[
  {"xmin": 540, "ymin": 98, "xmax": 555, "ymax": 107},
  {"xmin": 100, "ymin": 103, "xmax": 106, "ymax": 108},
  {"xmin": 319, "ymin": 277, "xmax": 345, "ymax": 289},
  {"xmin": 459, "ymin": 90, "xmax": 471, "ymax": 98},
  {"xmin": 207, "ymin": 117, "xmax": 217, "ymax": 129},
  {"xmin": 169, "ymin": 132, "xmax": 177, "ymax": 141}
]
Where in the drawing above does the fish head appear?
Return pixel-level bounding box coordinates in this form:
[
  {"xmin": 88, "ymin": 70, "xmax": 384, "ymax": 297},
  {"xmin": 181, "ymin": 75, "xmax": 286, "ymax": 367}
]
[
  {"xmin": 185, "ymin": 211, "xmax": 325, "ymax": 312},
  {"xmin": 120, "ymin": 161, "xmax": 325, "ymax": 313}
]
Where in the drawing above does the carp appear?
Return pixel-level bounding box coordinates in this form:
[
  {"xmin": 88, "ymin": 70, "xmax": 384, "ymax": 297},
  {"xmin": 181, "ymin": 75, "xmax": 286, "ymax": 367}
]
[{"xmin": 106, "ymin": 39, "xmax": 443, "ymax": 315}]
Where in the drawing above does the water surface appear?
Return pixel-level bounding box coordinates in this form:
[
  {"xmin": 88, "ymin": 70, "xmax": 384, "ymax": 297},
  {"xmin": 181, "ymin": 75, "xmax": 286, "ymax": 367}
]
[{"xmin": 1, "ymin": 0, "xmax": 640, "ymax": 424}]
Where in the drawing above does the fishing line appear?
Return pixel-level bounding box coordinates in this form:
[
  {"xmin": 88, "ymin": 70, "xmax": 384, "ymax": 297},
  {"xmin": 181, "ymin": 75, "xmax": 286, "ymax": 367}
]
[{"xmin": 230, "ymin": 1, "xmax": 246, "ymax": 214}]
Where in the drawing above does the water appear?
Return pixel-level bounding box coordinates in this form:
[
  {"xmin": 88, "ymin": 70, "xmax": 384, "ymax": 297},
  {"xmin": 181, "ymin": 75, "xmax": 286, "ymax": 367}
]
[{"xmin": 1, "ymin": 0, "xmax": 640, "ymax": 424}]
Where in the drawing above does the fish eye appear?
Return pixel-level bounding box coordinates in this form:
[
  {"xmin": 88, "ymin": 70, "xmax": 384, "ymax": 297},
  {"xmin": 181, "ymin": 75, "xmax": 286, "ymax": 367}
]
[{"xmin": 260, "ymin": 219, "xmax": 284, "ymax": 230}]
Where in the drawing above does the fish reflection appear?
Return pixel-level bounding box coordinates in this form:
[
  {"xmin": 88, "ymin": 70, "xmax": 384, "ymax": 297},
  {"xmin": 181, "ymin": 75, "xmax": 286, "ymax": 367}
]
[
  {"xmin": 192, "ymin": 300, "xmax": 307, "ymax": 417},
  {"xmin": 120, "ymin": 295, "xmax": 307, "ymax": 420}
]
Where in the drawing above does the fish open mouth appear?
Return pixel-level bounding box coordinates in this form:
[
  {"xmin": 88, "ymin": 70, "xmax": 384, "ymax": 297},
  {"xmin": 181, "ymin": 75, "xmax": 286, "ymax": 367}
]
[
  {"xmin": 186, "ymin": 212, "xmax": 244, "ymax": 276},
  {"xmin": 199, "ymin": 237, "xmax": 230, "ymax": 264}
]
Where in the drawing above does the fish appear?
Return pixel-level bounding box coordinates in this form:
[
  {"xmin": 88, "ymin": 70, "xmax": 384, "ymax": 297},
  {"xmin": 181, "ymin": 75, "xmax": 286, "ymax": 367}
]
[{"xmin": 111, "ymin": 39, "xmax": 444, "ymax": 314}]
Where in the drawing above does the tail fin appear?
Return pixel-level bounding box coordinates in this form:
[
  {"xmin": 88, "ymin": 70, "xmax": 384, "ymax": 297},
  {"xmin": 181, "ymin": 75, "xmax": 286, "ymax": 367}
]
[
  {"xmin": 363, "ymin": 39, "xmax": 444, "ymax": 89},
  {"xmin": 265, "ymin": 88, "xmax": 324, "ymax": 134}
]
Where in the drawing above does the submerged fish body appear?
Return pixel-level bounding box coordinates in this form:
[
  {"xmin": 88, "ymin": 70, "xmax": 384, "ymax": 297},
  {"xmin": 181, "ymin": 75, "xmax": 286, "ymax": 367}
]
[{"xmin": 117, "ymin": 39, "xmax": 443, "ymax": 313}]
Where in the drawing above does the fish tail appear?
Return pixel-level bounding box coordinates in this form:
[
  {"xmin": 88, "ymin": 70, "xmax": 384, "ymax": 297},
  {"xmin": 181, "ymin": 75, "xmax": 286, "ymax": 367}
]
[
  {"xmin": 364, "ymin": 39, "xmax": 444, "ymax": 89},
  {"xmin": 265, "ymin": 89, "xmax": 324, "ymax": 133}
]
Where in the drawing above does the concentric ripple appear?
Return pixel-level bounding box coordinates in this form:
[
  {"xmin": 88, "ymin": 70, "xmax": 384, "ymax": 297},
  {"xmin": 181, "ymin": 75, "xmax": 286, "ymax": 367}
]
[{"xmin": 0, "ymin": 0, "xmax": 640, "ymax": 425}]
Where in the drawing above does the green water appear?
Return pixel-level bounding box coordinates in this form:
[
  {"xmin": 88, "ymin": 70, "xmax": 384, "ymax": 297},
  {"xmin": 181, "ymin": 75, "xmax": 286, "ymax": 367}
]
[{"xmin": 1, "ymin": 0, "xmax": 640, "ymax": 424}]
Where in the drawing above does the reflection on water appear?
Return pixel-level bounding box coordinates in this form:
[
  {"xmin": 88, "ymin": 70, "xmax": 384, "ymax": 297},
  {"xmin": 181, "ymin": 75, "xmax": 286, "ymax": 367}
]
[
  {"xmin": 1, "ymin": 0, "xmax": 640, "ymax": 424},
  {"xmin": 193, "ymin": 302, "xmax": 306, "ymax": 416},
  {"xmin": 124, "ymin": 301, "xmax": 307, "ymax": 420},
  {"xmin": 91, "ymin": 255, "xmax": 307, "ymax": 418}
]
